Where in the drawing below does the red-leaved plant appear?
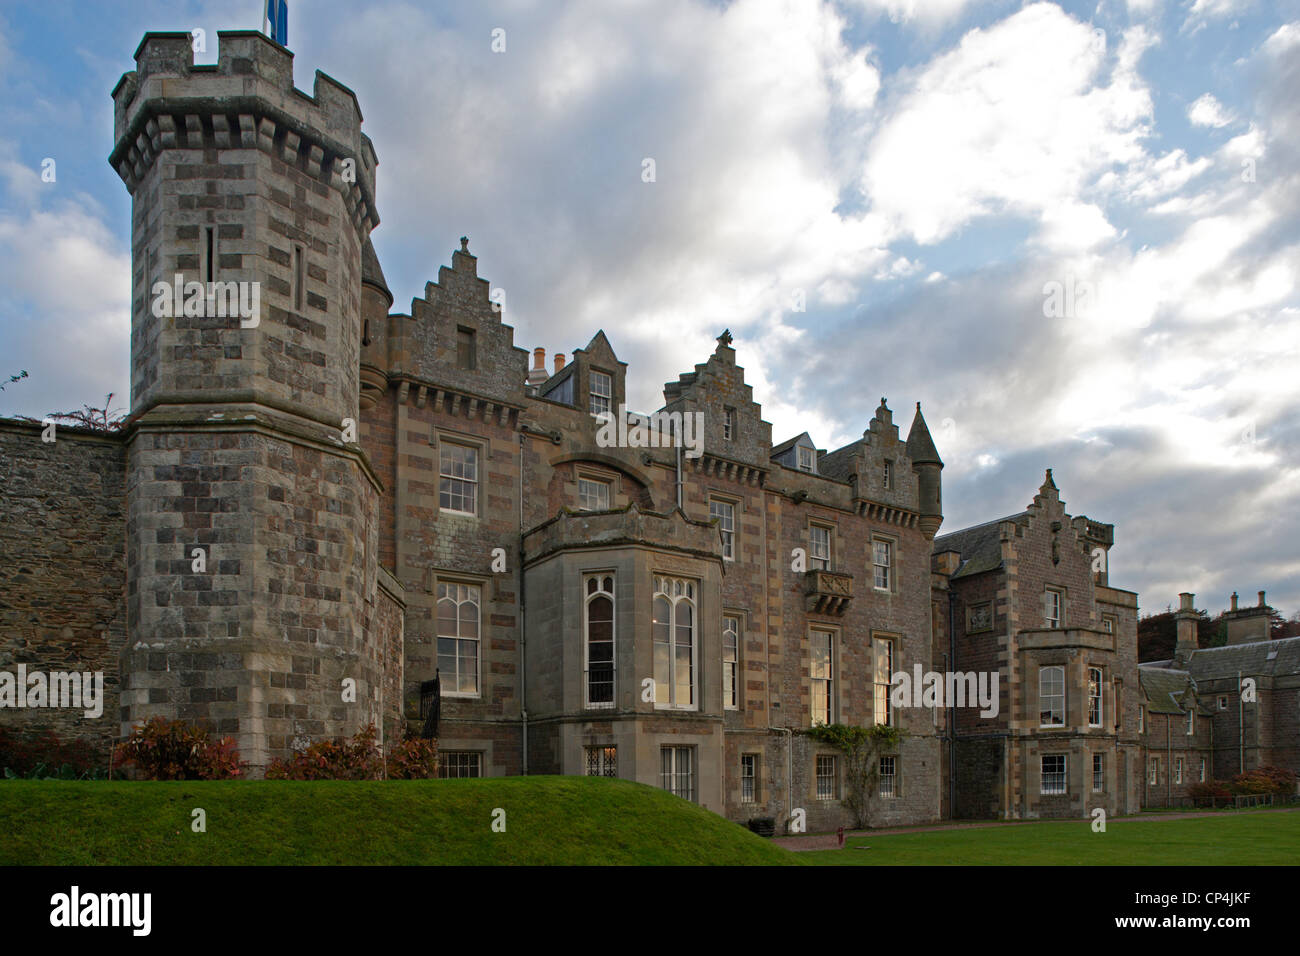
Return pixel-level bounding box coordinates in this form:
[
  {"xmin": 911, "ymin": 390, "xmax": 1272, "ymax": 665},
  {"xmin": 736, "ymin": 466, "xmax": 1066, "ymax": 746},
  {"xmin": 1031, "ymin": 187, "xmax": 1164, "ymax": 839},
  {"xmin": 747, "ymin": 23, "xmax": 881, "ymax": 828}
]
[{"xmin": 112, "ymin": 717, "xmax": 246, "ymax": 780}]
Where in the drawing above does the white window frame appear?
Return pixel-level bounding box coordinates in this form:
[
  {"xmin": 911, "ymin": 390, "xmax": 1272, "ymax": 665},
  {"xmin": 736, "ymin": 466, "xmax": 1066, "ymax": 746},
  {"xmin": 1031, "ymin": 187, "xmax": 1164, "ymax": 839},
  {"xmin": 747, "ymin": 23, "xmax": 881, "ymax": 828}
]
[
  {"xmin": 1039, "ymin": 665, "xmax": 1065, "ymax": 728},
  {"xmin": 1199, "ymin": 758, "xmax": 1206, "ymax": 782},
  {"xmin": 815, "ymin": 754, "xmax": 838, "ymax": 800},
  {"xmin": 710, "ymin": 498, "xmax": 736, "ymax": 561},
  {"xmin": 1139, "ymin": 706, "xmax": 1145, "ymax": 734},
  {"xmin": 879, "ymin": 755, "xmax": 897, "ymax": 798},
  {"xmin": 661, "ymin": 745, "xmax": 695, "ymax": 802},
  {"xmin": 723, "ymin": 407, "xmax": 735, "ymax": 441},
  {"xmin": 589, "ymin": 370, "xmax": 612, "ymax": 417},
  {"xmin": 740, "ymin": 753, "xmax": 758, "ymax": 804},
  {"xmin": 578, "ymin": 476, "xmax": 611, "ymax": 511},
  {"xmin": 437, "ymin": 580, "xmax": 482, "ymax": 698},
  {"xmin": 1217, "ymin": 696, "xmax": 1228, "ymax": 710},
  {"xmin": 1041, "ymin": 754, "xmax": 1066, "ymax": 795},
  {"xmin": 723, "ymin": 614, "xmax": 740, "ymax": 710},
  {"xmin": 583, "ymin": 574, "xmax": 616, "ymax": 709},
  {"xmin": 653, "ymin": 576, "xmax": 697, "ymax": 710},
  {"xmin": 1175, "ymin": 757, "xmax": 1184, "ymax": 784},
  {"xmin": 1092, "ymin": 753, "xmax": 1104, "ymax": 792},
  {"xmin": 1088, "ymin": 667, "xmax": 1103, "ymax": 727},
  {"xmin": 1045, "ymin": 588, "xmax": 1064, "ymax": 629},
  {"xmin": 873, "ymin": 635, "xmax": 895, "ymax": 727},
  {"xmin": 438, "ymin": 438, "xmax": 479, "ymax": 516},
  {"xmin": 798, "ymin": 446, "xmax": 813, "ymax": 472},
  {"xmin": 810, "ymin": 628, "xmax": 835, "ymax": 727},
  {"xmin": 809, "ymin": 524, "xmax": 831, "ymax": 571},
  {"xmin": 1148, "ymin": 757, "xmax": 1158, "ymax": 785},
  {"xmin": 1186, "ymin": 710, "xmax": 1195, "ymax": 735},
  {"xmin": 872, "ymin": 537, "xmax": 893, "ymax": 591},
  {"xmin": 883, "ymin": 459, "xmax": 893, "ymax": 490}
]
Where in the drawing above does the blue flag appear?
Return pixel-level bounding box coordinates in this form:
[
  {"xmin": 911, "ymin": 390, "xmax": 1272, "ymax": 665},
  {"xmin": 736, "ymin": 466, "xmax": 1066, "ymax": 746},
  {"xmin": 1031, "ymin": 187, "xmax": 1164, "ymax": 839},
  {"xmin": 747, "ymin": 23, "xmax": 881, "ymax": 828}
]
[{"xmin": 266, "ymin": 0, "xmax": 288, "ymax": 47}]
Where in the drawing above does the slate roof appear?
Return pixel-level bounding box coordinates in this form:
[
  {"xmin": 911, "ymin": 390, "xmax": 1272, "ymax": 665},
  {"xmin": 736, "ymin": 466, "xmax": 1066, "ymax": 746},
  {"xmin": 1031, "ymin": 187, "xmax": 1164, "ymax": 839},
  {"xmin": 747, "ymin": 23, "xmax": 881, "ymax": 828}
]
[
  {"xmin": 906, "ymin": 404, "xmax": 942, "ymax": 466},
  {"xmin": 1186, "ymin": 635, "xmax": 1300, "ymax": 681},
  {"xmin": 1138, "ymin": 666, "xmax": 1216, "ymax": 716},
  {"xmin": 361, "ymin": 237, "xmax": 390, "ymax": 299},
  {"xmin": 816, "ymin": 442, "xmax": 859, "ymax": 481},
  {"xmin": 770, "ymin": 433, "xmax": 810, "ymax": 459},
  {"xmin": 933, "ymin": 513, "xmax": 1027, "ymax": 579}
]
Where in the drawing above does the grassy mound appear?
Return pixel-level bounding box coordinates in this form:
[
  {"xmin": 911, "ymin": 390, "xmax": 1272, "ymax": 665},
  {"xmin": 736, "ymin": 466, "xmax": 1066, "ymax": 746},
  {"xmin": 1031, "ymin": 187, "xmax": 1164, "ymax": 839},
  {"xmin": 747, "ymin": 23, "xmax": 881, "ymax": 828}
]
[
  {"xmin": 800, "ymin": 809, "xmax": 1300, "ymax": 865},
  {"xmin": 0, "ymin": 776, "xmax": 799, "ymax": 866}
]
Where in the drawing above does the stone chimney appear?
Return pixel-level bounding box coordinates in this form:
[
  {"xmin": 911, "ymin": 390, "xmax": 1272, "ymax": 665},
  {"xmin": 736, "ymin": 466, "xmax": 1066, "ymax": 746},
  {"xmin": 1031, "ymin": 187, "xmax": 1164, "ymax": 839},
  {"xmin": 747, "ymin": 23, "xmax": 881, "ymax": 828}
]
[
  {"xmin": 1224, "ymin": 587, "xmax": 1272, "ymax": 645},
  {"xmin": 1174, "ymin": 592, "xmax": 1199, "ymax": 664},
  {"xmin": 527, "ymin": 347, "xmax": 549, "ymax": 386},
  {"xmin": 554, "ymin": 353, "xmax": 566, "ymax": 373}
]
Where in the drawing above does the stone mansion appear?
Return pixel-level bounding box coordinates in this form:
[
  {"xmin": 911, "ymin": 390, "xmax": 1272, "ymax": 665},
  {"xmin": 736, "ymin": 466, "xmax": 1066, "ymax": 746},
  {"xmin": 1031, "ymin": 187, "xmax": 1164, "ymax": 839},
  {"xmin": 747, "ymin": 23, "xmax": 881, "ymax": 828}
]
[{"xmin": 3, "ymin": 31, "xmax": 1290, "ymax": 831}]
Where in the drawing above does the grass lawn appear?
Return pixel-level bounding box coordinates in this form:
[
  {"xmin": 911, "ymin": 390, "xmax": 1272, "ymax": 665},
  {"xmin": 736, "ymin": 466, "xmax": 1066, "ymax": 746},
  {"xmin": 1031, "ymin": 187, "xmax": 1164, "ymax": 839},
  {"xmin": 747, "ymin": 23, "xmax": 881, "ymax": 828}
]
[
  {"xmin": 799, "ymin": 809, "xmax": 1300, "ymax": 865},
  {"xmin": 0, "ymin": 776, "xmax": 798, "ymax": 866}
]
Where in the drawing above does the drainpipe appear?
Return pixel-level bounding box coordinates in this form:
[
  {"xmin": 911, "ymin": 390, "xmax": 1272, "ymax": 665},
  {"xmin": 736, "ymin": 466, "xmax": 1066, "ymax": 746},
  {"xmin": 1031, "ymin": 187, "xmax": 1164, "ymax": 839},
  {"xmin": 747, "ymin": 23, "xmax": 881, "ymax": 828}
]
[
  {"xmin": 675, "ymin": 437, "xmax": 683, "ymax": 511},
  {"xmin": 519, "ymin": 432, "xmax": 528, "ymax": 774},
  {"xmin": 1170, "ymin": 717, "xmax": 1180, "ymax": 806},
  {"xmin": 1238, "ymin": 670, "xmax": 1244, "ymax": 774},
  {"xmin": 947, "ymin": 589, "xmax": 957, "ymax": 819},
  {"xmin": 768, "ymin": 725, "xmax": 793, "ymax": 830}
]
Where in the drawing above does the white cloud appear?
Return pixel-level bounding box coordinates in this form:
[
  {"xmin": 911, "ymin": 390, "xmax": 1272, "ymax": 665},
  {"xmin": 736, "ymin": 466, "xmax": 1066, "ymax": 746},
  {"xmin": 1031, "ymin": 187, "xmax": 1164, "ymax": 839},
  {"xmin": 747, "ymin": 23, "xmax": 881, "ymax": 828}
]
[
  {"xmin": 1188, "ymin": 92, "xmax": 1234, "ymax": 127},
  {"xmin": 848, "ymin": 0, "xmax": 994, "ymax": 26},
  {"xmin": 860, "ymin": 5, "xmax": 1151, "ymax": 246}
]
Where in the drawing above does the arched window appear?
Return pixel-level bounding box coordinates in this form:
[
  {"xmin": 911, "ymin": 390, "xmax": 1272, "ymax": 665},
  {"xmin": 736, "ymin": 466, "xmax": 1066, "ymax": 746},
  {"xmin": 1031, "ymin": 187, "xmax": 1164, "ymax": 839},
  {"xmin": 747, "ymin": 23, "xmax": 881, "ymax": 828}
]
[
  {"xmin": 585, "ymin": 575, "xmax": 615, "ymax": 707},
  {"xmin": 1040, "ymin": 665, "xmax": 1065, "ymax": 727},
  {"xmin": 653, "ymin": 576, "xmax": 696, "ymax": 709}
]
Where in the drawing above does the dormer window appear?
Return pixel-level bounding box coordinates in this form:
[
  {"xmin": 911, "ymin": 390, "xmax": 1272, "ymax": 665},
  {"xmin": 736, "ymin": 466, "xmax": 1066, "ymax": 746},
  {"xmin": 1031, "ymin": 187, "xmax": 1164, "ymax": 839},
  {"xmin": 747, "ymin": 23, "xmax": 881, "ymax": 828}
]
[
  {"xmin": 798, "ymin": 447, "xmax": 813, "ymax": 472},
  {"xmin": 589, "ymin": 370, "xmax": 611, "ymax": 417}
]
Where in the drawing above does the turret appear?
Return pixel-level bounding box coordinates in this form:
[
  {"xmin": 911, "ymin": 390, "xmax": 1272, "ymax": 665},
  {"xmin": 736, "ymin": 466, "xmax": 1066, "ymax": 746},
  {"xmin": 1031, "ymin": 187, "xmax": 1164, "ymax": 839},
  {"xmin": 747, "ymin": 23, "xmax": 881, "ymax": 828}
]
[
  {"xmin": 906, "ymin": 402, "xmax": 943, "ymax": 536},
  {"xmin": 110, "ymin": 31, "xmax": 389, "ymax": 769}
]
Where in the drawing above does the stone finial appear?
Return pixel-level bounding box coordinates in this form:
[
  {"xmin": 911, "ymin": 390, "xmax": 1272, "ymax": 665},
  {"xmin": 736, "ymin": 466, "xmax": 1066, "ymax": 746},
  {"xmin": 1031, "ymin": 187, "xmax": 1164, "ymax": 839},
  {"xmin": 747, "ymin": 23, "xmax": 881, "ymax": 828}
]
[
  {"xmin": 717, "ymin": 329, "xmax": 733, "ymax": 347},
  {"xmin": 460, "ymin": 236, "xmax": 469, "ymax": 252}
]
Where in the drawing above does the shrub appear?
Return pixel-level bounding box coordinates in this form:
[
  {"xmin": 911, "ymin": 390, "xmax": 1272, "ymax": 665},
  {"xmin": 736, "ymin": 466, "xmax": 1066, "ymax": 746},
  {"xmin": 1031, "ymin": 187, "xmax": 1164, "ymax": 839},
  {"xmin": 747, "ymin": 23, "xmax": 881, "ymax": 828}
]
[
  {"xmin": 1232, "ymin": 766, "xmax": 1297, "ymax": 797},
  {"xmin": 112, "ymin": 717, "xmax": 246, "ymax": 780},
  {"xmin": 0, "ymin": 727, "xmax": 106, "ymax": 778},
  {"xmin": 1187, "ymin": 780, "xmax": 1232, "ymax": 806},
  {"xmin": 265, "ymin": 725, "xmax": 384, "ymax": 780},
  {"xmin": 385, "ymin": 736, "xmax": 440, "ymax": 779}
]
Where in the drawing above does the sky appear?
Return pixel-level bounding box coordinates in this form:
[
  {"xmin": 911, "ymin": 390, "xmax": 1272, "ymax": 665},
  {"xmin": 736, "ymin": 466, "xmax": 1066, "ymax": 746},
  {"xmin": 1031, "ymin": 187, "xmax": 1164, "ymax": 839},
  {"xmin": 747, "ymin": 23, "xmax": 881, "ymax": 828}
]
[{"xmin": 0, "ymin": 0, "xmax": 1297, "ymax": 616}]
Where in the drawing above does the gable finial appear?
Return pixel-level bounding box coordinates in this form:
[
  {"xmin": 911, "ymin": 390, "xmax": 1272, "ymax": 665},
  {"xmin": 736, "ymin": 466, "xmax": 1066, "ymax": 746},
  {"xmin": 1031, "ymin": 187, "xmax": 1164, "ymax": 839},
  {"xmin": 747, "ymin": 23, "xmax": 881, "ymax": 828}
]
[
  {"xmin": 460, "ymin": 236, "xmax": 469, "ymax": 252},
  {"xmin": 717, "ymin": 329, "xmax": 733, "ymax": 347}
]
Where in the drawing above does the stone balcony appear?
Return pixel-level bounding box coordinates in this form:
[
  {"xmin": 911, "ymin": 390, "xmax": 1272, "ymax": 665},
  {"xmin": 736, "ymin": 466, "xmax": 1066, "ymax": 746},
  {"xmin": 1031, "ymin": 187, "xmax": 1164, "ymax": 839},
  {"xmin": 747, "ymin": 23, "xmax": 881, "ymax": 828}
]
[{"xmin": 805, "ymin": 569, "xmax": 854, "ymax": 615}]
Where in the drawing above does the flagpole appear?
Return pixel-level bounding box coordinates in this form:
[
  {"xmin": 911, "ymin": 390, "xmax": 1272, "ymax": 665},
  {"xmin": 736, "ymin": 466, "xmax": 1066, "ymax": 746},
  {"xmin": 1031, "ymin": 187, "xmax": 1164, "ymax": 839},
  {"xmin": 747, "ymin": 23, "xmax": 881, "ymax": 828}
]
[{"xmin": 261, "ymin": 1, "xmax": 269, "ymax": 38}]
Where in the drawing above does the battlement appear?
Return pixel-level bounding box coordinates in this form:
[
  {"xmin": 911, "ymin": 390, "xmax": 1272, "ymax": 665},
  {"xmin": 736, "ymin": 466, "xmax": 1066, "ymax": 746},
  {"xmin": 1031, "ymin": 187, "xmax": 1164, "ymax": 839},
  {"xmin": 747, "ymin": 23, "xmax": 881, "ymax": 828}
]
[{"xmin": 110, "ymin": 31, "xmax": 377, "ymax": 235}]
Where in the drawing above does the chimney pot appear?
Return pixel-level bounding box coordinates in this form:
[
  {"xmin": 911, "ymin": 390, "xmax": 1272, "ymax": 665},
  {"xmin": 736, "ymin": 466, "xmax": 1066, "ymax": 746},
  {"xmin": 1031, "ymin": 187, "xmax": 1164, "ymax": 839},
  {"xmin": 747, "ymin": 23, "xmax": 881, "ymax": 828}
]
[
  {"xmin": 1231, "ymin": 592, "xmax": 1238, "ymax": 611},
  {"xmin": 1258, "ymin": 590, "xmax": 1266, "ymax": 608},
  {"xmin": 1179, "ymin": 592, "xmax": 1194, "ymax": 611},
  {"xmin": 533, "ymin": 347, "xmax": 545, "ymax": 369},
  {"xmin": 555, "ymin": 353, "xmax": 566, "ymax": 372}
]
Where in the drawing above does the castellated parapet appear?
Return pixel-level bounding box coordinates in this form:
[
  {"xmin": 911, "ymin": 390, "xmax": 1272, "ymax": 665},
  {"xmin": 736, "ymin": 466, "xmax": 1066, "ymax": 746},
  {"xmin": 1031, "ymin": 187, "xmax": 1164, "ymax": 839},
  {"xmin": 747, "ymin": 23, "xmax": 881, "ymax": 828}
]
[{"xmin": 109, "ymin": 32, "xmax": 403, "ymax": 770}]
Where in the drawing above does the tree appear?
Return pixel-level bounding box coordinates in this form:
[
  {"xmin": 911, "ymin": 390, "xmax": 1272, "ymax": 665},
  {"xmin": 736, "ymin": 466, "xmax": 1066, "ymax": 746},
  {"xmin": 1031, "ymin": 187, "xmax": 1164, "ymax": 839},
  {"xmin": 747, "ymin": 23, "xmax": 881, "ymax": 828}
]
[
  {"xmin": 805, "ymin": 722, "xmax": 902, "ymax": 829},
  {"xmin": 16, "ymin": 393, "xmax": 126, "ymax": 433},
  {"xmin": 1, "ymin": 370, "xmax": 28, "ymax": 391}
]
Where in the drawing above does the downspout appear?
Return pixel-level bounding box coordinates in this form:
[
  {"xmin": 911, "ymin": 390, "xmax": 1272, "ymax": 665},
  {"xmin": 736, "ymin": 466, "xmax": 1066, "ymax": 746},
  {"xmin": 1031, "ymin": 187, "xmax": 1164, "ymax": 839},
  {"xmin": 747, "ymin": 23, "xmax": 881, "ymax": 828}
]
[
  {"xmin": 519, "ymin": 431, "xmax": 528, "ymax": 775},
  {"xmin": 676, "ymin": 437, "xmax": 683, "ymax": 510},
  {"xmin": 1238, "ymin": 669, "xmax": 1244, "ymax": 774},
  {"xmin": 768, "ymin": 725, "xmax": 793, "ymax": 830},
  {"xmin": 1170, "ymin": 717, "xmax": 1180, "ymax": 806},
  {"xmin": 947, "ymin": 589, "xmax": 957, "ymax": 819}
]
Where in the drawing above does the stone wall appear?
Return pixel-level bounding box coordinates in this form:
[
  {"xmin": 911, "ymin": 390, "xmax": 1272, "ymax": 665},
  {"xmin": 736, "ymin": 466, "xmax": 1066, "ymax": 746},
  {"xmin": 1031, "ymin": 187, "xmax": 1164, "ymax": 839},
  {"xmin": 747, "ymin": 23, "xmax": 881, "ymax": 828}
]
[{"xmin": 0, "ymin": 422, "xmax": 127, "ymax": 753}]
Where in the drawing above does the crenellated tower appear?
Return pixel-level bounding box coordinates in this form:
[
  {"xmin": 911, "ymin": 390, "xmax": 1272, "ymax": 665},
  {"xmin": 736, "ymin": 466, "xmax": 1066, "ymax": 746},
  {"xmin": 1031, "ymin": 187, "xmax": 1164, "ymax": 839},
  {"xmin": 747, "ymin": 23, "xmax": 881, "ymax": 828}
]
[{"xmin": 109, "ymin": 31, "xmax": 401, "ymax": 769}]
